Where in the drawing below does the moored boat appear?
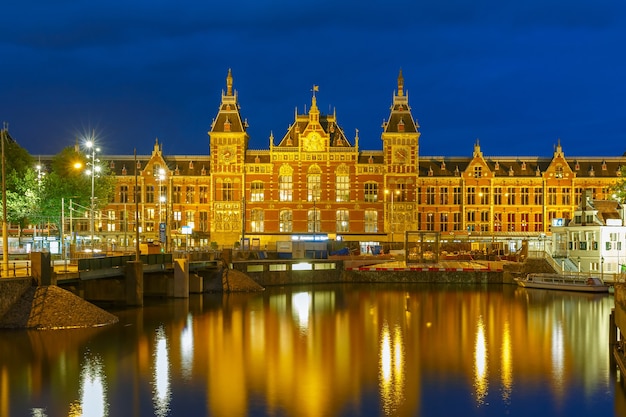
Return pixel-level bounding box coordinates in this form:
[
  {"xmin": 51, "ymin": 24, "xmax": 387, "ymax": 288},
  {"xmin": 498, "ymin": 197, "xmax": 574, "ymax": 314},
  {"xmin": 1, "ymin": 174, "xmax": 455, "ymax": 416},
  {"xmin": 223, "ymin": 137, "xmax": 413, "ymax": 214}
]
[{"xmin": 515, "ymin": 273, "xmax": 609, "ymax": 293}]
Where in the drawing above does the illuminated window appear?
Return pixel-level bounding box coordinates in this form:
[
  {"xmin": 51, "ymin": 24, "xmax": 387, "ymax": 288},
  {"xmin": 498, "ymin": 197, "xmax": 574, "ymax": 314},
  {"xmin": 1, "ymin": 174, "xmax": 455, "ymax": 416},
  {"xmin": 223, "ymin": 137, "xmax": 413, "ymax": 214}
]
[
  {"xmin": 251, "ymin": 209, "xmax": 264, "ymax": 232},
  {"xmin": 336, "ymin": 209, "xmax": 349, "ymax": 232},
  {"xmin": 279, "ymin": 209, "xmax": 293, "ymax": 232},
  {"xmin": 364, "ymin": 209, "xmax": 377, "ymax": 232},
  {"xmin": 251, "ymin": 182, "xmax": 264, "ymax": 202}
]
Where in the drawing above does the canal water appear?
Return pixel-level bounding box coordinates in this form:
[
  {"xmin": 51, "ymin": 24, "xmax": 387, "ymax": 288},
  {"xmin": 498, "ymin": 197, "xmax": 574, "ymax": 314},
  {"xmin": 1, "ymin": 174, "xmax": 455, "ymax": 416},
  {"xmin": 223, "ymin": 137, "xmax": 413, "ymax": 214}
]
[{"xmin": 1, "ymin": 283, "xmax": 623, "ymax": 417}]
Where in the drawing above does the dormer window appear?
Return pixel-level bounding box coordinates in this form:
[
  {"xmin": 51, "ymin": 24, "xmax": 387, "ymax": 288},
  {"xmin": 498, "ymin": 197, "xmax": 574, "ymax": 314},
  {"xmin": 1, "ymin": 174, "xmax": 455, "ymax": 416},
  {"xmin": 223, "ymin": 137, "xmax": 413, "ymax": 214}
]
[
  {"xmin": 398, "ymin": 118, "xmax": 405, "ymax": 132},
  {"xmin": 494, "ymin": 161, "xmax": 500, "ymax": 170},
  {"xmin": 121, "ymin": 165, "xmax": 127, "ymax": 176},
  {"xmin": 201, "ymin": 165, "xmax": 206, "ymax": 176},
  {"xmin": 110, "ymin": 161, "xmax": 115, "ymax": 169},
  {"xmin": 175, "ymin": 165, "xmax": 180, "ymax": 175},
  {"xmin": 455, "ymin": 166, "xmax": 460, "ymax": 176},
  {"xmin": 536, "ymin": 166, "xmax": 541, "ymax": 176},
  {"xmin": 589, "ymin": 166, "xmax": 595, "ymax": 177},
  {"xmin": 509, "ymin": 166, "xmax": 514, "ymax": 176},
  {"xmin": 224, "ymin": 117, "xmax": 231, "ymax": 132},
  {"xmin": 189, "ymin": 161, "xmax": 194, "ymax": 169},
  {"xmin": 575, "ymin": 161, "xmax": 580, "ymax": 171},
  {"xmin": 602, "ymin": 160, "xmax": 607, "ymax": 171},
  {"xmin": 441, "ymin": 161, "xmax": 446, "ymax": 170},
  {"xmin": 428, "ymin": 167, "xmax": 434, "ymax": 176},
  {"xmin": 521, "ymin": 161, "xmax": 526, "ymax": 170}
]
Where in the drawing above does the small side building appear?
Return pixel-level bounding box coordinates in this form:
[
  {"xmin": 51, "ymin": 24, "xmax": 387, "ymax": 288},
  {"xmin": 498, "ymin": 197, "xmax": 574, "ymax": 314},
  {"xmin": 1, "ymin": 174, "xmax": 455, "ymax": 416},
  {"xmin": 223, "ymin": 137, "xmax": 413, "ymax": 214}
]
[{"xmin": 551, "ymin": 191, "xmax": 626, "ymax": 280}]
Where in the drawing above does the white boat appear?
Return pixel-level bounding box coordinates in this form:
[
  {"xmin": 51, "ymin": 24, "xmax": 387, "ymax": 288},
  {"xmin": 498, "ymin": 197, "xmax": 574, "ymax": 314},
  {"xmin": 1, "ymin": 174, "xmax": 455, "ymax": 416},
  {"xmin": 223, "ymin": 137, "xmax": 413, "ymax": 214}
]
[{"xmin": 515, "ymin": 273, "xmax": 609, "ymax": 293}]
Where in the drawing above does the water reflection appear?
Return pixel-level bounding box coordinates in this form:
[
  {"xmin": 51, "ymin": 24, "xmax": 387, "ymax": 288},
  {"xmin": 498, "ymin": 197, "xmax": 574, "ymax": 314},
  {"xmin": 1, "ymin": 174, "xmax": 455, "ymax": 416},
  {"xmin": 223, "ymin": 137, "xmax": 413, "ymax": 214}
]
[
  {"xmin": 152, "ymin": 326, "xmax": 171, "ymax": 417},
  {"xmin": 474, "ymin": 315, "xmax": 488, "ymax": 405},
  {"xmin": 0, "ymin": 284, "xmax": 621, "ymax": 417},
  {"xmin": 77, "ymin": 351, "xmax": 108, "ymax": 417},
  {"xmin": 379, "ymin": 322, "xmax": 405, "ymax": 415}
]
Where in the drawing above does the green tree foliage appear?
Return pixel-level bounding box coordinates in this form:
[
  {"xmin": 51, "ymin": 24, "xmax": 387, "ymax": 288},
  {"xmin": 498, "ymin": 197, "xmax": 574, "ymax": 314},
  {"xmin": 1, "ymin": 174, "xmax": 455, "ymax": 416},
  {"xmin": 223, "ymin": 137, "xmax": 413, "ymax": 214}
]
[
  {"xmin": 40, "ymin": 145, "xmax": 116, "ymax": 229},
  {"xmin": 0, "ymin": 131, "xmax": 37, "ymax": 226},
  {"xmin": 612, "ymin": 165, "xmax": 626, "ymax": 203}
]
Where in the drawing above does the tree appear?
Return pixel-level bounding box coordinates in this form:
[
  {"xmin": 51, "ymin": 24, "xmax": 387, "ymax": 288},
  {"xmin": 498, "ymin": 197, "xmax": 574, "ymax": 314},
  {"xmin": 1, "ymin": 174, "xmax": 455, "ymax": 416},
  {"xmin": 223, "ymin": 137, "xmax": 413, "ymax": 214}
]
[
  {"xmin": 0, "ymin": 131, "xmax": 37, "ymax": 226},
  {"xmin": 612, "ymin": 165, "xmax": 626, "ymax": 203},
  {"xmin": 39, "ymin": 145, "xmax": 116, "ymax": 233}
]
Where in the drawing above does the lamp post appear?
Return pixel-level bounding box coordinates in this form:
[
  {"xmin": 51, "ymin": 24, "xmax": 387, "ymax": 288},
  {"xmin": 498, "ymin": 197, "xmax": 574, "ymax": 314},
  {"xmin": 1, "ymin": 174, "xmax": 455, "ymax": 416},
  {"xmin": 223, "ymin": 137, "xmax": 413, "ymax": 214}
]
[
  {"xmin": 158, "ymin": 168, "xmax": 166, "ymax": 246},
  {"xmin": 601, "ymin": 256, "xmax": 604, "ymax": 281},
  {"xmin": 85, "ymin": 139, "xmax": 100, "ymax": 253},
  {"xmin": 35, "ymin": 163, "xmax": 45, "ymax": 251}
]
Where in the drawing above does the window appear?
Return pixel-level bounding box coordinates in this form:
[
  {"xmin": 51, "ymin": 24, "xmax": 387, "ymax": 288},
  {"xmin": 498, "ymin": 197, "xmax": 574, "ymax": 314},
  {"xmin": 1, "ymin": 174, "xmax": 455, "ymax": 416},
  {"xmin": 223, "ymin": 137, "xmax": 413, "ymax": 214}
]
[
  {"xmin": 336, "ymin": 173, "xmax": 350, "ymax": 202},
  {"xmin": 279, "ymin": 209, "xmax": 293, "ymax": 232},
  {"xmin": 251, "ymin": 209, "xmax": 264, "ymax": 232},
  {"xmin": 251, "ymin": 182, "xmax": 264, "ymax": 202},
  {"xmin": 146, "ymin": 208, "xmax": 155, "ymax": 220},
  {"xmin": 308, "ymin": 175, "xmax": 321, "ymax": 202},
  {"xmin": 199, "ymin": 186, "xmax": 208, "ymax": 204},
  {"xmin": 199, "ymin": 211, "xmax": 208, "ymax": 232},
  {"xmin": 439, "ymin": 212, "xmax": 448, "ymax": 231},
  {"xmin": 494, "ymin": 187, "xmax": 502, "ymax": 205},
  {"xmin": 426, "ymin": 187, "xmax": 436, "ymax": 205},
  {"xmin": 279, "ymin": 175, "xmax": 293, "ymax": 202},
  {"xmin": 494, "ymin": 213, "xmax": 502, "ymax": 231},
  {"xmin": 520, "ymin": 187, "xmax": 529, "ymax": 205},
  {"xmin": 507, "ymin": 213, "xmax": 516, "ymax": 231},
  {"xmin": 336, "ymin": 209, "xmax": 349, "ymax": 232},
  {"xmin": 547, "ymin": 187, "xmax": 557, "ymax": 205},
  {"xmin": 452, "ymin": 187, "xmax": 461, "ymax": 206},
  {"xmin": 133, "ymin": 186, "xmax": 141, "ymax": 203},
  {"xmin": 172, "ymin": 211, "xmax": 182, "ymax": 230},
  {"xmin": 479, "ymin": 187, "xmax": 489, "ymax": 205},
  {"xmin": 107, "ymin": 210, "xmax": 116, "ymax": 232},
  {"xmin": 173, "ymin": 185, "xmax": 182, "ymax": 204},
  {"xmin": 185, "ymin": 186, "xmax": 194, "ymax": 204},
  {"xmin": 120, "ymin": 185, "xmax": 129, "ymax": 203},
  {"xmin": 146, "ymin": 185, "xmax": 155, "ymax": 203},
  {"xmin": 397, "ymin": 182, "xmax": 407, "ymax": 202},
  {"xmin": 364, "ymin": 209, "xmax": 378, "ymax": 232},
  {"xmin": 440, "ymin": 187, "xmax": 449, "ymax": 205},
  {"xmin": 561, "ymin": 188, "xmax": 571, "ymax": 205},
  {"xmin": 533, "ymin": 213, "xmax": 543, "ymax": 232},
  {"xmin": 364, "ymin": 182, "xmax": 378, "ymax": 202},
  {"xmin": 222, "ymin": 181, "xmax": 233, "ymax": 201},
  {"xmin": 466, "ymin": 187, "xmax": 476, "ymax": 205},
  {"xmin": 453, "ymin": 212, "xmax": 461, "ymax": 230},
  {"xmin": 521, "ymin": 213, "xmax": 529, "ymax": 231},
  {"xmin": 474, "ymin": 166, "xmax": 482, "ymax": 178},
  {"xmin": 534, "ymin": 187, "xmax": 543, "ymax": 205},
  {"xmin": 426, "ymin": 212, "xmax": 435, "ymax": 231},
  {"xmin": 507, "ymin": 187, "xmax": 516, "ymax": 205},
  {"xmin": 308, "ymin": 208, "xmax": 321, "ymax": 233}
]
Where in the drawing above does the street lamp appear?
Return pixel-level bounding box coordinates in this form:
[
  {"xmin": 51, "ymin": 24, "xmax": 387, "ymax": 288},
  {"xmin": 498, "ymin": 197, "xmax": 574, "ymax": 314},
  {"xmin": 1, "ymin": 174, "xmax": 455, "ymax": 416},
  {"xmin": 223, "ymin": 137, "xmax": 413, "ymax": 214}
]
[
  {"xmin": 158, "ymin": 168, "xmax": 167, "ymax": 245},
  {"xmin": 35, "ymin": 163, "xmax": 45, "ymax": 251},
  {"xmin": 85, "ymin": 139, "xmax": 101, "ymax": 253}
]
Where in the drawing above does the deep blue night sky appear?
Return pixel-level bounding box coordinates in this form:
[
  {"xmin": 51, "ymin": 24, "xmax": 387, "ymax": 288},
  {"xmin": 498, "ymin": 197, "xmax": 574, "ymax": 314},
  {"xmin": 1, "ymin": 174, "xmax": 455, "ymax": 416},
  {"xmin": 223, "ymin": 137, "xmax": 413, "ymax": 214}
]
[{"xmin": 1, "ymin": 1, "xmax": 625, "ymax": 158}]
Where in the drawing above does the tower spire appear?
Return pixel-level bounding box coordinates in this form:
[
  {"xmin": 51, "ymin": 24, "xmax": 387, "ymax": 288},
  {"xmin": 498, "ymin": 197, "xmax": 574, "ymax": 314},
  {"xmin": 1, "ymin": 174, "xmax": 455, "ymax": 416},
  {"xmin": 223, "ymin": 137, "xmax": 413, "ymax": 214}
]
[
  {"xmin": 226, "ymin": 68, "xmax": 233, "ymax": 96},
  {"xmin": 397, "ymin": 69, "xmax": 404, "ymax": 97}
]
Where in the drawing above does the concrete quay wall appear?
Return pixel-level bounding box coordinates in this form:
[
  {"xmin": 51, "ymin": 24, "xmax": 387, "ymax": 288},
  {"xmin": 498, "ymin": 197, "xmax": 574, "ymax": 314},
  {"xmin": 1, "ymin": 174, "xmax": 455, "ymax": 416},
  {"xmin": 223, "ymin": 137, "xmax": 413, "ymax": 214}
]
[{"xmin": 232, "ymin": 260, "xmax": 505, "ymax": 287}]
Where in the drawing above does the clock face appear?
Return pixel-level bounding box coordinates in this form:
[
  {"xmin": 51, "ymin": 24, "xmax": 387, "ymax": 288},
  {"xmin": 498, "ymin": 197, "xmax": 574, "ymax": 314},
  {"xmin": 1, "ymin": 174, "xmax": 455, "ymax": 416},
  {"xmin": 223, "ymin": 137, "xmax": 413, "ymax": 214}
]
[
  {"xmin": 394, "ymin": 147, "xmax": 409, "ymax": 163},
  {"xmin": 304, "ymin": 133, "xmax": 323, "ymax": 152},
  {"xmin": 219, "ymin": 146, "xmax": 235, "ymax": 163}
]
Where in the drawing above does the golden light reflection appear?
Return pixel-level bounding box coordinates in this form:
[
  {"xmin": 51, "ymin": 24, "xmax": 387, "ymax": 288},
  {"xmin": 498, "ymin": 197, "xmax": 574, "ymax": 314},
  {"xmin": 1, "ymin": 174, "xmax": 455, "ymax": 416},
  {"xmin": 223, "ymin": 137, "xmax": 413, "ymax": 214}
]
[
  {"xmin": 474, "ymin": 315, "xmax": 488, "ymax": 405},
  {"xmin": 379, "ymin": 322, "xmax": 405, "ymax": 415},
  {"xmin": 292, "ymin": 292, "xmax": 312, "ymax": 334},
  {"xmin": 180, "ymin": 314, "xmax": 194, "ymax": 380},
  {"xmin": 152, "ymin": 326, "xmax": 171, "ymax": 417},
  {"xmin": 551, "ymin": 320, "xmax": 565, "ymax": 392},
  {"xmin": 78, "ymin": 351, "xmax": 108, "ymax": 417},
  {"xmin": 501, "ymin": 319, "xmax": 512, "ymax": 403}
]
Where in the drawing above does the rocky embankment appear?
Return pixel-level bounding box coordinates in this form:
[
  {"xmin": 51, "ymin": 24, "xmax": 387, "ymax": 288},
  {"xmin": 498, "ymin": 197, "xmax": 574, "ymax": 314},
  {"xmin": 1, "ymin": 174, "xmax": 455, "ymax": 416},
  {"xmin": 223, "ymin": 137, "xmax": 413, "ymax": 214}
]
[{"xmin": 0, "ymin": 285, "xmax": 118, "ymax": 330}]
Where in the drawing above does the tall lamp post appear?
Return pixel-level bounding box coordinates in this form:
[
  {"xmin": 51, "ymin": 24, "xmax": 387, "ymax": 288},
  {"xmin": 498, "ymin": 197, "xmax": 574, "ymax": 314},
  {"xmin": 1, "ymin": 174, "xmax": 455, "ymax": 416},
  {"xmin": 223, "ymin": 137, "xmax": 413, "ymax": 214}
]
[
  {"xmin": 85, "ymin": 139, "xmax": 100, "ymax": 253},
  {"xmin": 35, "ymin": 163, "xmax": 45, "ymax": 251}
]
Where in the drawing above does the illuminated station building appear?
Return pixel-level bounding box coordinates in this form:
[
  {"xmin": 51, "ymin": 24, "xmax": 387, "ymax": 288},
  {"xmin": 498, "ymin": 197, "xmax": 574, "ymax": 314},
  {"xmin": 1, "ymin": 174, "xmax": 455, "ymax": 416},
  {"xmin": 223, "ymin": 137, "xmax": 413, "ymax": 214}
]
[{"xmin": 91, "ymin": 70, "xmax": 624, "ymax": 261}]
